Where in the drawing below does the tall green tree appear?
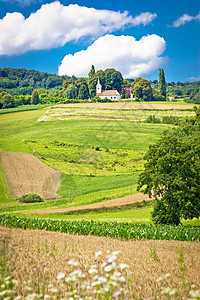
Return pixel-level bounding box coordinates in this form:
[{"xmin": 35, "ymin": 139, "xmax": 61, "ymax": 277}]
[
  {"xmin": 63, "ymin": 78, "xmax": 74, "ymax": 89},
  {"xmin": 104, "ymin": 68, "xmax": 123, "ymax": 91},
  {"xmin": 65, "ymin": 84, "xmax": 77, "ymax": 99},
  {"xmin": 31, "ymin": 90, "xmax": 40, "ymax": 105},
  {"xmin": 0, "ymin": 92, "xmax": 15, "ymax": 108},
  {"xmin": 159, "ymin": 68, "xmax": 166, "ymax": 100},
  {"xmin": 78, "ymin": 84, "xmax": 89, "ymax": 99},
  {"xmin": 88, "ymin": 65, "xmax": 95, "ymax": 79},
  {"xmin": 137, "ymin": 136, "xmax": 200, "ymax": 225},
  {"xmin": 133, "ymin": 77, "xmax": 153, "ymax": 101}
]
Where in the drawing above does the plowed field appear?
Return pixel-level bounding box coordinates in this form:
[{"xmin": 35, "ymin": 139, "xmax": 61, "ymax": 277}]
[{"xmin": 0, "ymin": 151, "xmax": 61, "ymax": 199}]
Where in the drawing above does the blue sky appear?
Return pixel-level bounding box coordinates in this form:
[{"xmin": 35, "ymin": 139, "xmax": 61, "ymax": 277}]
[{"xmin": 0, "ymin": 0, "xmax": 199, "ymax": 82}]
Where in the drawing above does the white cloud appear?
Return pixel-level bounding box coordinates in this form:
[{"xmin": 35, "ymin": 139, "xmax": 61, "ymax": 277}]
[
  {"xmin": 171, "ymin": 12, "xmax": 200, "ymax": 27},
  {"xmin": 58, "ymin": 34, "xmax": 167, "ymax": 78},
  {"xmin": 188, "ymin": 76, "xmax": 200, "ymax": 81},
  {"xmin": 0, "ymin": 1, "xmax": 157, "ymax": 55}
]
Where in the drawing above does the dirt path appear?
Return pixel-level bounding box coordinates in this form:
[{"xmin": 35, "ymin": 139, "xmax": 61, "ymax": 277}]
[
  {"xmin": 0, "ymin": 151, "xmax": 61, "ymax": 199},
  {"xmin": 55, "ymin": 102, "xmax": 194, "ymax": 110},
  {"xmin": 30, "ymin": 192, "xmax": 151, "ymax": 215}
]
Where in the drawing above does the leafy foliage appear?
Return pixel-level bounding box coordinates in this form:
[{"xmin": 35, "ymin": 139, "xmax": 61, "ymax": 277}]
[
  {"xmin": 0, "ymin": 92, "xmax": 15, "ymax": 108},
  {"xmin": 31, "ymin": 90, "xmax": 40, "ymax": 105},
  {"xmin": 133, "ymin": 77, "xmax": 153, "ymax": 101},
  {"xmin": 0, "ymin": 215, "xmax": 199, "ymax": 241},
  {"xmin": 151, "ymin": 80, "xmax": 200, "ymax": 103},
  {"xmin": 0, "ymin": 67, "xmax": 67, "ymax": 94},
  {"xmin": 18, "ymin": 193, "xmax": 44, "ymax": 203},
  {"xmin": 137, "ymin": 136, "xmax": 200, "ymax": 225},
  {"xmin": 159, "ymin": 68, "xmax": 166, "ymax": 100},
  {"xmin": 89, "ymin": 68, "xmax": 123, "ymax": 98}
]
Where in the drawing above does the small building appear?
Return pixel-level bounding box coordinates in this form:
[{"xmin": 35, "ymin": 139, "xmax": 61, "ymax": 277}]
[
  {"xmin": 121, "ymin": 87, "xmax": 134, "ymax": 99},
  {"xmin": 96, "ymin": 78, "xmax": 121, "ymax": 100}
]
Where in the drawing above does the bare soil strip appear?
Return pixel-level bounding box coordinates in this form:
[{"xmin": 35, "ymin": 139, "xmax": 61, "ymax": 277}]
[
  {"xmin": 0, "ymin": 151, "xmax": 61, "ymax": 199},
  {"xmin": 1, "ymin": 226, "xmax": 199, "ymax": 298},
  {"xmin": 55, "ymin": 102, "xmax": 194, "ymax": 110},
  {"xmin": 30, "ymin": 193, "xmax": 150, "ymax": 215}
]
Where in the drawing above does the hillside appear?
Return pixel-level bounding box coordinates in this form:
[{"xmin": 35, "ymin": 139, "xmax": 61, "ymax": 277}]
[{"xmin": 0, "ymin": 67, "xmax": 68, "ymax": 95}]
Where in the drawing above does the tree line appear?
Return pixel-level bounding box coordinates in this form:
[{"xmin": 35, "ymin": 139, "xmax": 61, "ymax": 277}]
[{"xmin": 0, "ymin": 66, "xmax": 199, "ymax": 108}]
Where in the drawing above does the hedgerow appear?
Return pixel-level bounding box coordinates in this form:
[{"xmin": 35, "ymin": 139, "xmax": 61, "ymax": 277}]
[{"xmin": 0, "ymin": 215, "xmax": 199, "ymax": 241}]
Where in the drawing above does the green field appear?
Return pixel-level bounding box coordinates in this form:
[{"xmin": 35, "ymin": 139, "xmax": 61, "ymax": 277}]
[{"xmin": 0, "ymin": 104, "xmax": 199, "ymax": 228}]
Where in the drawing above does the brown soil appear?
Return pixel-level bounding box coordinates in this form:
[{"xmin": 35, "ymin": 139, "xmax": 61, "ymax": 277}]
[
  {"xmin": 0, "ymin": 151, "xmax": 61, "ymax": 199},
  {"xmin": 29, "ymin": 193, "xmax": 150, "ymax": 215},
  {"xmin": 55, "ymin": 102, "xmax": 194, "ymax": 110},
  {"xmin": 1, "ymin": 226, "xmax": 199, "ymax": 299}
]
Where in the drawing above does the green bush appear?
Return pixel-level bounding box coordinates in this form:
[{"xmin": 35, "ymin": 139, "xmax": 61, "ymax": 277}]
[
  {"xmin": 146, "ymin": 115, "xmax": 161, "ymax": 123},
  {"xmin": 18, "ymin": 193, "xmax": 44, "ymax": 203},
  {"xmin": 151, "ymin": 200, "xmax": 180, "ymax": 226},
  {"xmin": 162, "ymin": 115, "xmax": 179, "ymax": 124}
]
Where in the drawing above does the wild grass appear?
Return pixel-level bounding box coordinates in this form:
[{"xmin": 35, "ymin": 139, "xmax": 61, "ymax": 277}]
[
  {"xmin": 1, "ymin": 226, "xmax": 199, "ymax": 299},
  {"xmin": 39, "ymin": 106, "xmax": 195, "ymax": 122},
  {"xmin": 24, "ymin": 140, "xmax": 144, "ymax": 175},
  {"xmin": 26, "ymin": 206, "xmax": 153, "ymax": 223}
]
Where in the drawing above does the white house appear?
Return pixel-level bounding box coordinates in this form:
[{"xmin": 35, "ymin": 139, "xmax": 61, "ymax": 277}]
[{"xmin": 96, "ymin": 78, "xmax": 121, "ymax": 100}]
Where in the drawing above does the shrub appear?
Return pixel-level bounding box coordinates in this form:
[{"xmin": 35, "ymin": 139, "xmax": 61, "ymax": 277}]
[
  {"xmin": 162, "ymin": 115, "xmax": 179, "ymax": 125},
  {"xmin": 146, "ymin": 115, "xmax": 161, "ymax": 123},
  {"xmin": 18, "ymin": 193, "xmax": 44, "ymax": 203}
]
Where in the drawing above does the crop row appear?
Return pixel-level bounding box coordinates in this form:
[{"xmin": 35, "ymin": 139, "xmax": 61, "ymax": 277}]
[{"xmin": 0, "ymin": 215, "xmax": 199, "ymax": 241}]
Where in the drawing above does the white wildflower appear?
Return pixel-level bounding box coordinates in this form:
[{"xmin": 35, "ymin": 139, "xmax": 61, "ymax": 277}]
[
  {"xmin": 113, "ymin": 291, "xmax": 122, "ymax": 298},
  {"xmin": 98, "ymin": 277, "xmax": 107, "ymax": 284},
  {"xmin": 112, "ymin": 251, "xmax": 120, "ymax": 255},
  {"xmin": 88, "ymin": 268, "xmax": 98, "ymax": 275},
  {"xmin": 161, "ymin": 287, "xmax": 171, "ymax": 295},
  {"xmin": 110, "ymin": 281, "xmax": 118, "ymax": 287},
  {"xmin": 101, "ymin": 262, "xmax": 107, "ymax": 268},
  {"xmin": 119, "ymin": 263, "xmax": 129, "ymax": 270},
  {"xmin": 189, "ymin": 290, "xmax": 200, "ymax": 298},
  {"xmin": 49, "ymin": 288, "xmax": 58, "ymax": 293},
  {"xmin": 169, "ymin": 289, "xmax": 178, "ymax": 296},
  {"xmin": 114, "ymin": 271, "xmax": 121, "ymax": 277},
  {"xmin": 67, "ymin": 260, "xmax": 79, "ymax": 267},
  {"xmin": 95, "ymin": 251, "xmax": 102, "ymax": 257},
  {"xmin": 103, "ymin": 286, "xmax": 110, "ymax": 292},
  {"xmin": 104, "ymin": 265, "xmax": 114, "ymax": 272},
  {"xmin": 119, "ymin": 276, "xmax": 126, "ymax": 282},
  {"xmin": 57, "ymin": 272, "xmax": 65, "ymax": 280},
  {"xmin": 107, "ymin": 255, "xmax": 117, "ymax": 263}
]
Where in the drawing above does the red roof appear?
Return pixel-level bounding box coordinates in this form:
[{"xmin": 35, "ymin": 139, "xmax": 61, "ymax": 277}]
[{"xmin": 97, "ymin": 90, "xmax": 120, "ymax": 96}]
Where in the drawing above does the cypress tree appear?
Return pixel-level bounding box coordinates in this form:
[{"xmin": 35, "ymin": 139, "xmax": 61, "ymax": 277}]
[
  {"xmin": 88, "ymin": 65, "xmax": 95, "ymax": 79},
  {"xmin": 159, "ymin": 68, "xmax": 166, "ymax": 100},
  {"xmin": 31, "ymin": 90, "xmax": 40, "ymax": 105}
]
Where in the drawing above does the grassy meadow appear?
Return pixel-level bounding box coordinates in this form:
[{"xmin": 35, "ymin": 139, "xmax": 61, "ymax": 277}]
[{"xmin": 0, "ymin": 105, "xmax": 198, "ymax": 222}]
